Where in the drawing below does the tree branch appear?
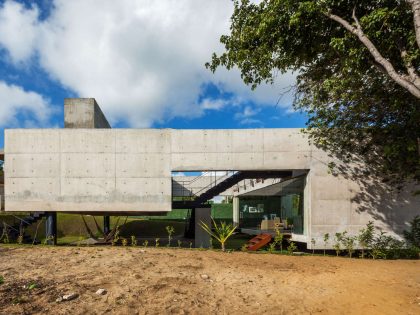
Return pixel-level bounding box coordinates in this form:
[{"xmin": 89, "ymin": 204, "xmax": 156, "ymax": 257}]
[
  {"xmin": 406, "ymin": 0, "xmax": 420, "ymax": 49},
  {"xmin": 325, "ymin": 9, "xmax": 420, "ymax": 99},
  {"xmin": 400, "ymin": 48, "xmax": 420, "ymax": 86}
]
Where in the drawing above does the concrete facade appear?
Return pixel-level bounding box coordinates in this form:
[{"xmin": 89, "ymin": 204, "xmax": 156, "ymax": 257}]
[{"xmin": 3, "ymin": 99, "xmax": 419, "ymax": 248}]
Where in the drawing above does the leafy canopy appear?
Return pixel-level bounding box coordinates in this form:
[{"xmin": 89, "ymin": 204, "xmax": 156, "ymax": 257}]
[{"xmin": 208, "ymin": 0, "xmax": 420, "ymax": 182}]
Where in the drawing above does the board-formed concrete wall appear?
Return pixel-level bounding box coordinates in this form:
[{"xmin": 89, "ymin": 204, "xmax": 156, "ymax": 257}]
[{"xmin": 4, "ymin": 127, "xmax": 419, "ymax": 247}]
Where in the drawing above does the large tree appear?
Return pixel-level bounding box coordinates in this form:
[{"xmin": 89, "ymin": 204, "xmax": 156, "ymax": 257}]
[{"xmin": 208, "ymin": 0, "xmax": 420, "ymax": 182}]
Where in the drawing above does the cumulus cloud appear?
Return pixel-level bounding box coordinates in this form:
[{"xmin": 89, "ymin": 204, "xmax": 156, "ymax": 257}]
[
  {"xmin": 0, "ymin": 81, "xmax": 51, "ymax": 127},
  {"xmin": 0, "ymin": 0, "xmax": 297, "ymax": 127},
  {"xmin": 0, "ymin": 1, "xmax": 39, "ymax": 64}
]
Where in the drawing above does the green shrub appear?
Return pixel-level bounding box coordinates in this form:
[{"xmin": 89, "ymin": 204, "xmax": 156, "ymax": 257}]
[
  {"xmin": 358, "ymin": 221, "xmax": 374, "ymax": 258},
  {"xmin": 404, "ymin": 215, "xmax": 420, "ymax": 248}
]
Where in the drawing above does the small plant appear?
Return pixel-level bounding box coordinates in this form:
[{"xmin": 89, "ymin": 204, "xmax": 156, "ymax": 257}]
[
  {"xmin": 17, "ymin": 226, "xmax": 24, "ymax": 245},
  {"xmin": 112, "ymin": 226, "xmax": 120, "ymax": 246},
  {"xmin": 241, "ymin": 243, "xmax": 248, "ymax": 252},
  {"xmin": 166, "ymin": 225, "xmax": 175, "ymax": 247},
  {"xmin": 333, "ymin": 232, "xmax": 343, "ymax": 256},
  {"xmin": 155, "ymin": 238, "xmax": 160, "ymax": 247},
  {"xmin": 28, "ymin": 282, "xmax": 37, "ymax": 290},
  {"xmin": 0, "ymin": 223, "xmax": 10, "ymax": 244},
  {"xmin": 142, "ymin": 240, "xmax": 149, "ymax": 248},
  {"xmin": 189, "ymin": 242, "xmax": 193, "ymax": 249},
  {"xmin": 268, "ymin": 242, "xmax": 276, "ymax": 253},
  {"xmin": 287, "ymin": 240, "xmax": 297, "ymax": 254},
  {"xmin": 43, "ymin": 235, "xmax": 55, "ymax": 245},
  {"xmin": 311, "ymin": 238, "xmax": 316, "ymax": 255},
  {"xmin": 200, "ymin": 218, "xmax": 236, "ymax": 252},
  {"xmin": 342, "ymin": 234, "xmax": 357, "ymax": 258},
  {"xmin": 274, "ymin": 228, "xmax": 284, "ymax": 252},
  {"xmin": 121, "ymin": 237, "xmax": 128, "ymax": 247},
  {"xmin": 358, "ymin": 221, "xmax": 374, "ymax": 258},
  {"xmin": 323, "ymin": 233, "xmax": 329, "ymax": 256},
  {"xmin": 131, "ymin": 235, "xmax": 137, "ymax": 246},
  {"xmin": 77, "ymin": 235, "xmax": 84, "ymax": 247},
  {"xmin": 0, "ymin": 275, "xmax": 4, "ymax": 285},
  {"xmin": 177, "ymin": 240, "xmax": 182, "ymax": 248}
]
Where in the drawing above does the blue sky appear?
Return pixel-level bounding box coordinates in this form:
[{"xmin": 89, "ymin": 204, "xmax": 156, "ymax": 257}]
[{"xmin": 0, "ymin": 0, "xmax": 307, "ymax": 149}]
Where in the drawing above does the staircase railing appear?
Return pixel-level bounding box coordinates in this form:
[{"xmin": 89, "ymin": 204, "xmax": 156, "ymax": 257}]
[{"xmin": 174, "ymin": 171, "xmax": 238, "ymax": 202}]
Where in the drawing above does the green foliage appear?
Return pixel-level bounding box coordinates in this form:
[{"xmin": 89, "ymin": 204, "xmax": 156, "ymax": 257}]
[
  {"xmin": 358, "ymin": 221, "xmax": 375, "ymax": 258},
  {"xmin": 200, "ymin": 218, "xmax": 236, "ymax": 252},
  {"xmin": 131, "ymin": 235, "xmax": 137, "ymax": 246},
  {"xmin": 111, "ymin": 226, "xmax": 120, "ymax": 246},
  {"xmin": 342, "ymin": 233, "xmax": 357, "ymax": 258},
  {"xmin": 333, "ymin": 232, "xmax": 343, "ymax": 256},
  {"xmin": 208, "ymin": 0, "xmax": 420, "ymax": 182},
  {"xmin": 155, "ymin": 238, "xmax": 160, "ymax": 247},
  {"xmin": 274, "ymin": 229, "xmax": 284, "ymax": 251},
  {"xmin": 28, "ymin": 282, "xmax": 37, "ymax": 290},
  {"xmin": 287, "ymin": 240, "xmax": 297, "ymax": 254},
  {"xmin": 404, "ymin": 215, "xmax": 420, "ymax": 248},
  {"xmin": 165, "ymin": 225, "xmax": 175, "ymax": 247},
  {"xmin": 121, "ymin": 237, "xmax": 128, "ymax": 247},
  {"xmin": 177, "ymin": 240, "xmax": 182, "ymax": 248},
  {"xmin": 0, "ymin": 275, "xmax": 4, "ymax": 285},
  {"xmin": 142, "ymin": 240, "xmax": 148, "ymax": 248},
  {"xmin": 268, "ymin": 242, "xmax": 276, "ymax": 253}
]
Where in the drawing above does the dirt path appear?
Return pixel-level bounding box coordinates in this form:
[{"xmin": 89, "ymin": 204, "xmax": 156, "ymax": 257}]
[{"xmin": 0, "ymin": 246, "xmax": 419, "ymax": 315}]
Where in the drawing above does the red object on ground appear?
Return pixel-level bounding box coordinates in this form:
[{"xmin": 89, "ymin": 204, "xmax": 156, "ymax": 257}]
[{"xmin": 245, "ymin": 233, "xmax": 272, "ymax": 251}]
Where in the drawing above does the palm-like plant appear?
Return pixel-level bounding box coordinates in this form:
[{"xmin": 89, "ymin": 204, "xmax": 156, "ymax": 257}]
[{"xmin": 200, "ymin": 218, "xmax": 236, "ymax": 252}]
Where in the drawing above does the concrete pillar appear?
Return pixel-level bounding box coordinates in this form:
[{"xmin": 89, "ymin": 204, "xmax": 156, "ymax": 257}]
[
  {"xmin": 233, "ymin": 196, "xmax": 239, "ymax": 226},
  {"xmin": 195, "ymin": 207, "xmax": 211, "ymax": 248},
  {"xmin": 103, "ymin": 216, "xmax": 110, "ymax": 235},
  {"xmin": 45, "ymin": 212, "xmax": 57, "ymax": 245}
]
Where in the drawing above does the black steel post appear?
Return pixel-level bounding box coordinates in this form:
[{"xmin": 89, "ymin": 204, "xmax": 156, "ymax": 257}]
[
  {"xmin": 45, "ymin": 212, "xmax": 57, "ymax": 245},
  {"xmin": 103, "ymin": 216, "xmax": 110, "ymax": 235}
]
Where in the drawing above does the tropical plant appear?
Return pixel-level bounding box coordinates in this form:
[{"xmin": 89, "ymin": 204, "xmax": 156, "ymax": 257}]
[
  {"xmin": 155, "ymin": 238, "xmax": 160, "ymax": 247},
  {"xmin": 358, "ymin": 221, "xmax": 375, "ymax": 258},
  {"xmin": 323, "ymin": 233, "xmax": 329, "ymax": 256},
  {"xmin": 166, "ymin": 225, "xmax": 175, "ymax": 247},
  {"xmin": 199, "ymin": 218, "xmax": 236, "ymax": 252},
  {"xmin": 142, "ymin": 240, "xmax": 148, "ymax": 248}
]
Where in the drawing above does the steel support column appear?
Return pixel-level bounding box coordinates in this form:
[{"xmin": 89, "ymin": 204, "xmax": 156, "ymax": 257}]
[
  {"xmin": 103, "ymin": 216, "xmax": 110, "ymax": 235},
  {"xmin": 45, "ymin": 212, "xmax": 57, "ymax": 245}
]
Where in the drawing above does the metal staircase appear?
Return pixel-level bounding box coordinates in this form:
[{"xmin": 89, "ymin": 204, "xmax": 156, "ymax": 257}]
[
  {"xmin": 173, "ymin": 170, "xmax": 292, "ymax": 209},
  {"xmin": 2, "ymin": 212, "xmax": 46, "ymax": 243}
]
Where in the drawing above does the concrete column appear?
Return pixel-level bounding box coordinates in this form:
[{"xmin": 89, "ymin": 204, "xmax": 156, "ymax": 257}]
[
  {"xmin": 195, "ymin": 207, "xmax": 211, "ymax": 248},
  {"xmin": 103, "ymin": 216, "xmax": 110, "ymax": 235},
  {"xmin": 45, "ymin": 212, "xmax": 57, "ymax": 245},
  {"xmin": 233, "ymin": 196, "xmax": 239, "ymax": 226}
]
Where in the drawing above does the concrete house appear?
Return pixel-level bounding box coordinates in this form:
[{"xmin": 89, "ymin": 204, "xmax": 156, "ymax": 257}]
[{"xmin": 2, "ymin": 98, "xmax": 419, "ymax": 247}]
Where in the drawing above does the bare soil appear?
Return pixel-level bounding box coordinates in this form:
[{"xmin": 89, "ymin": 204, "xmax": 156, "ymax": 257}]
[{"xmin": 0, "ymin": 246, "xmax": 419, "ymax": 315}]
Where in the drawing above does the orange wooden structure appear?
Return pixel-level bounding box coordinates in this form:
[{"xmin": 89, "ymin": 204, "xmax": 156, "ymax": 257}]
[{"xmin": 245, "ymin": 233, "xmax": 272, "ymax": 251}]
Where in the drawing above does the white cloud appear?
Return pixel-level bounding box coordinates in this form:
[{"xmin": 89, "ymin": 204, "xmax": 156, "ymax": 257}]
[
  {"xmin": 0, "ymin": 81, "xmax": 51, "ymax": 127},
  {"xmin": 0, "ymin": 0, "xmax": 297, "ymax": 127},
  {"xmin": 0, "ymin": 1, "xmax": 39, "ymax": 64}
]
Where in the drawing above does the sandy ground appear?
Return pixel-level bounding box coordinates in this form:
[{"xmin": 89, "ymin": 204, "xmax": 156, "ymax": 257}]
[{"xmin": 0, "ymin": 246, "xmax": 419, "ymax": 315}]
